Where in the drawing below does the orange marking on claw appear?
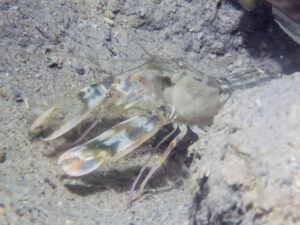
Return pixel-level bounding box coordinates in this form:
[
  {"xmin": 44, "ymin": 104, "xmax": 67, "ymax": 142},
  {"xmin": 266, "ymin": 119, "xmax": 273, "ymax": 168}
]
[{"xmin": 63, "ymin": 160, "xmax": 83, "ymax": 173}]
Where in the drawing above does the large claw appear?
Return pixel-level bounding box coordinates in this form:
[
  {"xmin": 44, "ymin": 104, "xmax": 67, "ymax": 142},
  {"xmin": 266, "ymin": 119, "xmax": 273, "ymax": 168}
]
[
  {"xmin": 44, "ymin": 112, "xmax": 89, "ymax": 141},
  {"xmin": 58, "ymin": 145, "xmax": 106, "ymax": 177},
  {"xmin": 43, "ymin": 83, "xmax": 107, "ymax": 140},
  {"xmin": 30, "ymin": 104, "xmax": 60, "ymax": 131}
]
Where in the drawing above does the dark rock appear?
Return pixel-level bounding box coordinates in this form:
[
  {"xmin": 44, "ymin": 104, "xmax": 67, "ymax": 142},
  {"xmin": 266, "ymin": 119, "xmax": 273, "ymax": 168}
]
[
  {"xmin": 0, "ymin": 152, "xmax": 6, "ymax": 163},
  {"xmin": 75, "ymin": 68, "xmax": 85, "ymax": 75}
]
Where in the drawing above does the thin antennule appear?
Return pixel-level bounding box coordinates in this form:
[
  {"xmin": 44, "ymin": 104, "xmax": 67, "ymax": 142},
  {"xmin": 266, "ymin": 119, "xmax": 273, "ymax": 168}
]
[
  {"xmin": 88, "ymin": 30, "xmax": 175, "ymax": 76},
  {"xmin": 86, "ymin": 52, "xmax": 150, "ymax": 77},
  {"xmin": 131, "ymin": 32, "xmax": 207, "ymax": 77},
  {"xmin": 130, "ymin": 32, "xmax": 176, "ymax": 72},
  {"xmin": 129, "ymin": 32, "xmax": 154, "ymax": 58}
]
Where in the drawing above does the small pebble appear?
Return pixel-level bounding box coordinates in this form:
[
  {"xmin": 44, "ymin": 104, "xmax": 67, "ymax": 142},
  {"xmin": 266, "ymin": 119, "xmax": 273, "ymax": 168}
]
[
  {"xmin": 48, "ymin": 62, "xmax": 63, "ymax": 69},
  {"xmin": 0, "ymin": 152, "xmax": 6, "ymax": 163},
  {"xmin": 104, "ymin": 17, "xmax": 114, "ymax": 26},
  {"xmin": 104, "ymin": 29, "xmax": 112, "ymax": 41},
  {"xmin": 57, "ymin": 201, "xmax": 63, "ymax": 206},
  {"xmin": 18, "ymin": 39, "xmax": 29, "ymax": 48},
  {"xmin": 45, "ymin": 48, "xmax": 52, "ymax": 54},
  {"xmin": 104, "ymin": 10, "xmax": 115, "ymax": 19},
  {"xmin": 1, "ymin": 2, "xmax": 10, "ymax": 10},
  {"xmin": 75, "ymin": 68, "xmax": 85, "ymax": 75},
  {"xmin": 91, "ymin": 23, "xmax": 98, "ymax": 30},
  {"xmin": 139, "ymin": 8, "xmax": 146, "ymax": 18},
  {"xmin": 65, "ymin": 219, "xmax": 75, "ymax": 225},
  {"xmin": 234, "ymin": 59, "xmax": 243, "ymax": 67},
  {"xmin": 44, "ymin": 178, "xmax": 56, "ymax": 189},
  {"xmin": 16, "ymin": 97, "xmax": 24, "ymax": 103},
  {"xmin": 281, "ymin": 178, "xmax": 292, "ymax": 186},
  {"xmin": 10, "ymin": 86, "xmax": 24, "ymax": 102},
  {"xmin": 0, "ymin": 86, "xmax": 9, "ymax": 99},
  {"xmin": 0, "ymin": 203, "xmax": 5, "ymax": 216}
]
